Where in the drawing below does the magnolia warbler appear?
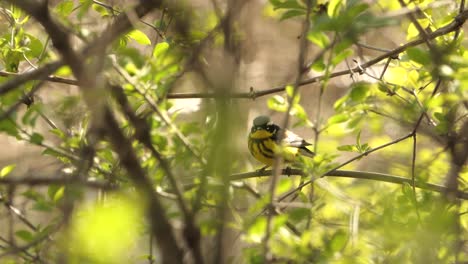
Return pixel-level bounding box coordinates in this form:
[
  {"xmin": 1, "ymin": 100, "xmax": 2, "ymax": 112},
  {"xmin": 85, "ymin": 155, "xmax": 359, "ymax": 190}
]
[{"xmin": 248, "ymin": 115, "xmax": 315, "ymax": 166}]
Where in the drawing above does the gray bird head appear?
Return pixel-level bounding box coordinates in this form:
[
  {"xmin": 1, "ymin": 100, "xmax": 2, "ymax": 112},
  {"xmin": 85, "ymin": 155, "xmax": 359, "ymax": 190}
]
[{"xmin": 253, "ymin": 115, "xmax": 270, "ymax": 127}]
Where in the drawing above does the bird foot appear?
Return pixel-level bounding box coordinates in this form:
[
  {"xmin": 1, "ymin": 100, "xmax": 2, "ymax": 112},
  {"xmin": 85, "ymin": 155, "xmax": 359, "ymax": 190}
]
[{"xmin": 256, "ymin": 165, "xmax": 269, "ymax": 173}]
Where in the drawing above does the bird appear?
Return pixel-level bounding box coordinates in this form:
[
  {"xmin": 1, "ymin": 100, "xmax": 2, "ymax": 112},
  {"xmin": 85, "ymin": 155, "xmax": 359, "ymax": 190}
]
[{"xmin": 248, "ymin": 115, "xmax": 315, "ymax": 167}]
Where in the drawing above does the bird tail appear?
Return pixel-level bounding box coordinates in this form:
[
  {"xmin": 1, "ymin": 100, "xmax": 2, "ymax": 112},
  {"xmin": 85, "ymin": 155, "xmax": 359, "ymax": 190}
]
[{"xmin": 299, "ymin": 146, "xmax": 315, "ymax": 158}]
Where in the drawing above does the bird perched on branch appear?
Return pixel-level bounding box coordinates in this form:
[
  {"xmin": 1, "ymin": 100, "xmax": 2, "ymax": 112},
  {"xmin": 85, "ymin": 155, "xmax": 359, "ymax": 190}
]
[{"xmin": 248, "ymin": 115, "xmax": 315, "ymax": 167}]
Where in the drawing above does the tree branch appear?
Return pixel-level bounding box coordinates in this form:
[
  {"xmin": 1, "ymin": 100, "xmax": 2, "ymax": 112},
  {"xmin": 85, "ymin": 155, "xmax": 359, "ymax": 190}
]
[{"xmin": 229, "ymin": 169, "xmax": 468, "ymax": 200}]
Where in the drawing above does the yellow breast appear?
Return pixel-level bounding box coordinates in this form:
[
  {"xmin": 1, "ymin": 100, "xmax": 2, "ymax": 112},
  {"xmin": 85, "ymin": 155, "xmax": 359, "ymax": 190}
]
[{"xmin": 248, "ymin": 130, "xmax": 299, "ymax": 166}]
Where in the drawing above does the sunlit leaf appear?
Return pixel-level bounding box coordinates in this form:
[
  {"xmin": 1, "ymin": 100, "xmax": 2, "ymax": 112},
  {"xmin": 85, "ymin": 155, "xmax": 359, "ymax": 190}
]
[
  {"xmin": 0, "ymin": 164, "xmax": 16, "ymax": 177},
  {"xmin": 331, "ymin": 49, "xmax": 353, "ymax": 66},
  {"xmin": 328, "ymin": 230, "xmax": 347, "ymax": 253},
  {"xmin": 268, "ymin": 95, "xmax": 288, "ymax": 112},
  {"xmin": 308, "ymin": 30, "xmax": 330, "ymax": 48},
  {"xmin": 280, "ymin": 9, "xmax": 305, "ymax": 20},
  {"xmin": 337, "ymin": 144, "xmax": 356, "ymax": 152},
  {"xmin": 127, "ymin": 30, "xmax": 151, "ymax": 46},
  {"xmin": 350, "ymin": 82, "xmax": 370, "ymax": 102},
  {"xmin": 327, "ymin": 0, "xmax": 343, "ymax": 17},
  {"xmin": 54, "ymin": 0, "xmax": 74, "ymax": 17},
  {"xmin": 246, "ymin": 216, "xmax": 267, "ymax": 243},
  {"xmin": 327, "ymin": 113, "xmax": 348, "ymax": 125}
]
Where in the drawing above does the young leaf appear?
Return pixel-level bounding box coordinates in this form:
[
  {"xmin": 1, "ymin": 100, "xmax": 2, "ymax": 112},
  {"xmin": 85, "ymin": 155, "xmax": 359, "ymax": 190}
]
[
  {"xmin": 127, "ymin": 30, "xmax": 151, "ymax": 46},
  {"xmin": 30, "ymin": 132, "xmax": 44, "ymax": 145},
  {"xmin": 153, "ymin": 42, "xmax": 170, "ymax": 57},
  {"xmin": 327, "ymin": 113, "xmax": 348, "ymax": 125},
  {"xmin": 308, "ymin": 30, "xmax": 330, "ymax": 49},
  {"xmin": 406, "ymin": 47, "xmax": 431, "ymax": 66},
  {"xmin": 280, "ymin": 9, "xmax": 305, "ymax": 20},
  {"xmin": 15, "ymin": 230, "xmax": 34, "ymax": 242},
  {"xmin": 350, "ymin": 82, "xmax": 370, "ymax": 102},
  {"xmin": 0, "ymin": 164, "xmax": 16, "ymax": 177}
]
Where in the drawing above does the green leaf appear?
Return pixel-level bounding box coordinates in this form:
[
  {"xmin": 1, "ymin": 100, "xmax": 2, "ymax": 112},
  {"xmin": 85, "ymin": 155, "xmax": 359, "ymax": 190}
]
[
  {"xmin": 328, "ymin": 230, "xmax": 347, "ymax": 253},
  {"xmin": 246, "ymin": 216, "xmax": 267, "ymax": 243},
  {"xmin": 406, "ymin": 47, "xmax": 431, "ymax": 66},
  {"xmin": 337, "ymin": 145, "xmax": 356, "ymax": 152},
  {"xmin": 267, "ymin": 95, "xmax": 288, "ymax": 112},
  {"xmin": 15, "ymin": 230, "xmax": 34, "ymax": 242},
  {"xmin": 327, "ymin": 113, "xmax": 348, "ymax": 125},
  {"xmin": 308, "ymin": 30, "xmax": 330, "ymax": 48},
  {"xmin": 333, "ymin": 94, "xmax": 349, "ymax": 111},
  {"xmin": 356, "ymin": 130, "xmax": 362, "ymax": 146},
  {"xmin": 127, "ymin": 30, "xmax": 151, "ymax": 46},
  {"xmin": 433, "ymin": 112, "xmax": 445, "ymax": 122},
  {"xmin": 350, "ymin": 82, "xmax": 369, "ymax": 102},
  {"xmin": 285, "ymin": 85, "xmax": 294, "ymax": 98},
  {"xmin": 78, "ymin": 0, "xmax": 93, "ymax": 19},
  {"xmin": 92, "ymin": 3, "xmax": 110, "ymax": 17},
  {"xmin": 33, "ymin": 200, "xmax": 53, "ymax": 212},
  {"xmin": 270, "ymin": 0, "xmax": 304, "ymax": 10},
  {"xmin": 42, "ymin": 148, "xmax": 63, "ymax": 158},
  {"xmin": 0, "ymin": 119, "xmax": 19, "ymax": 137},
  {"xmin": 328, "ymin": 0, "xmax": 343, "ymax": 17},
  {"xmin": 0, "ymin": 164, "xmax": 16, "ymax": 177},
  {"xmin": 153, "ymin": 42, "xmax": 169, "ymax": 57},
  {"xmin": 22, "ymin": 104, "xmax": 40, "ymax": 126},
  {"xmin": 55, "ymin": 0, "xmax": 74, "ymax": 17},
  {"xmin": 288, "ymin": 207, "xmax": 310, "ymax": 222},
  {"xmin": 360, "ymin": 143, "xmax": 371, "ymax": 152},
  {"xmin": 280, "ymin": 9, "xmax": 305, "ymax": 20},
  {"xmin": 53, "ymin": 186, "xmax": 65, "ymax": 202},
  {"xmin": 347, "ymin": 114, "xmax": 364, "ymax": 129},
  {"xmin": 50, "ymin": 128, "xmax": 66, "ymax": 139},
  {"xmin": 332, "ymin": 48, "xmax": 353, "ymax": 66},
  {"xmin": 310, "ymin": 59, "xmax": 326, "ymax": 72},
  {"xmin": 23, "ymin": 34, "xmax": 44, "ymax": 58},
  {"xmin": 30, "ymin": 132, "xmax": 44, "ymax": 145}
]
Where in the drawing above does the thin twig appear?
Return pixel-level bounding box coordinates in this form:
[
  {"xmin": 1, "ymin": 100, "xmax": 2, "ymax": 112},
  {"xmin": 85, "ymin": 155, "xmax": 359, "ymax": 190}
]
[
  {"xmin": 410, "ymin": 133, "xmax": 421, "ymax": 221},
  {"xmin": 398, "ymin": 0, "xmax": 435, "ymax": 51},
  {"xmin": 278, "ymin": 133, "xmax": 414, "ymax": 201},
  {"xmin": 92, "ymin": 0, "xmax": 165, "ymax": 39},
  {"xmin": 0, "ymin": 220, "xmax": 62, "ymax": 259},
  {"xmin": 0, "ymin": 176, "xmax": 115, "ymax": 189},
  {"xmin": 0, "ymin": 61, "xmax": 64, "ymax": 96},
  {"xmin": 0, "ymin": 80, "xmax": 46, "ymax": 121},
  {"xmin": 1, "ymin": 197, "xmax": 38, "ymax": 232}
]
